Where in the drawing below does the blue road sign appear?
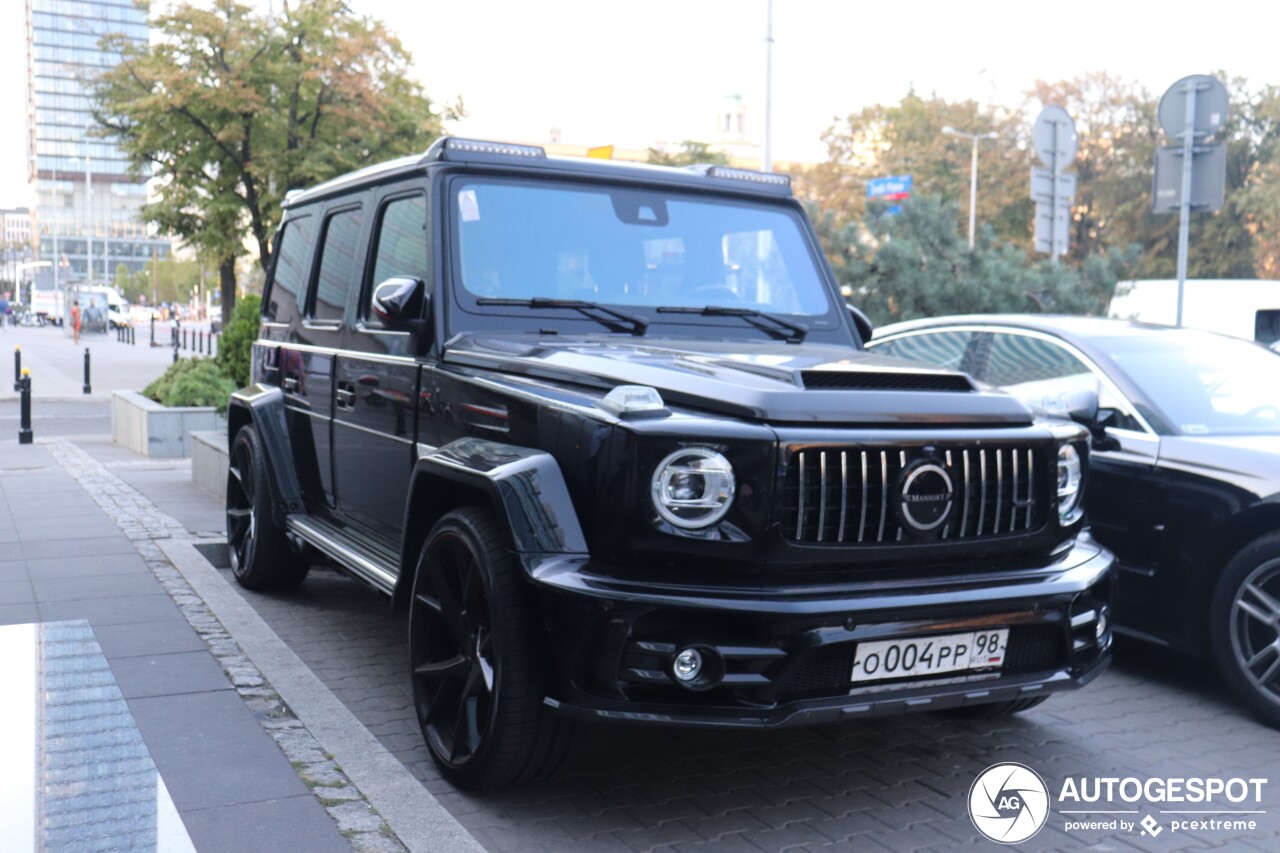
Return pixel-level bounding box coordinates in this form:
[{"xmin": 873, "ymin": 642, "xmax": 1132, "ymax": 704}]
[{"xmin": 867, "ymin": 175, "xmax": 913, "ymax": 200}]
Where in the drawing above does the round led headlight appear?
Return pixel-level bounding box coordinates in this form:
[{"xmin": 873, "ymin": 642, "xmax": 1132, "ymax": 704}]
[
  {"xmin": 651, "ymin": 448, "xmax": 736, "ymax": 529},
  {"xmin": 1057, "ymin": 443, "xmax": 1084, "ymax": 523}
]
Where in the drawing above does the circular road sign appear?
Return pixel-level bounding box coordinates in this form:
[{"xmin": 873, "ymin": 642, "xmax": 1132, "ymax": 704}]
[
  {"xmin": 1158, "ymin": 75, "xmax": 1229, "ymax": 139},
  {"xmin": 1033, "ymin": 105, "xmax": 1077, "ymax": 169}
]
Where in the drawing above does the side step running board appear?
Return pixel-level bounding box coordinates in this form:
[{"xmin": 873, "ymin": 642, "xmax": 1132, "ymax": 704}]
[{"xmin": 286, "ymin": 516, "xmax": 398, "ymax": 595}]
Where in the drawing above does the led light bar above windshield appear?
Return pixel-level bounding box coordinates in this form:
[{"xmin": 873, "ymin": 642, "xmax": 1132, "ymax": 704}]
[
  {"xmin": 705, "ymin": 165, "xmax": 791, "ymax": 188},
  {"xmin": 428, "ymin": 137, "xmax": 547, "ymax": 162}
]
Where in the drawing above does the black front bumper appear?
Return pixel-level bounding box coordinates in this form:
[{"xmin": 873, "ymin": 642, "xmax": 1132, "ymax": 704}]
[{"xmin": 526, "ymin": 537, "xmax": 1115, "ymax": 728}]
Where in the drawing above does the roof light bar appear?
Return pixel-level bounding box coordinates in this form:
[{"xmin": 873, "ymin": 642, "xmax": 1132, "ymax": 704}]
[
  {"xmin": 705, "ymin": 165, "xmax": 790, "ymax": 188},
  {"xmin": 431, "ymin": 137, "xmax": 547, "ymax": 161}
]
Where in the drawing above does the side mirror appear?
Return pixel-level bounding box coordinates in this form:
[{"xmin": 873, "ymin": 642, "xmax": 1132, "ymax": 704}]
[
  {"xmin": 847, "ymin": 304, "xmax": 874, "ymax": 343},
  {"xmin": 1060, "ymin": 388, "xmax": 1121, "ymax": 452},
  {"xmin": 1061, "ymin": 388, "xmax": 1099, "ymax": 428},
  {"xmin": 372, "ymin": 276, "xmax": 424, "ymax": 327}
]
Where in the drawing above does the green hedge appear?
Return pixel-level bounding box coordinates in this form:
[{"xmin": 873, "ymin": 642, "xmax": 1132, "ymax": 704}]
[
  {"xmin": 143, "ymin": 357, "xmax": 237, "ymax": 414},
  {"xmin": 215, "ymin": 294, "xmax": 261, "ymax": 389}
]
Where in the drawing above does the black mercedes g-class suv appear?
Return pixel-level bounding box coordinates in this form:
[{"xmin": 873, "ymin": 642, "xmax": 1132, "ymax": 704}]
[{"xmin": 226, "ymin": 137, "xmax": 1115, "ymax": 790}]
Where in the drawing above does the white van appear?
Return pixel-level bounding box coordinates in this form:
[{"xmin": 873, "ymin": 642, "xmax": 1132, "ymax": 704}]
[{"xmin": 1108, "ymin": 279, "xmax": 1280, "ymax": 344}]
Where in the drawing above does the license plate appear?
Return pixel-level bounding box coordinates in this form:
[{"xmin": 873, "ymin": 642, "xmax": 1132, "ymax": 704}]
[{"xmin": 851, "ymin": 628, "xmax": 1009, "ymax": 683}]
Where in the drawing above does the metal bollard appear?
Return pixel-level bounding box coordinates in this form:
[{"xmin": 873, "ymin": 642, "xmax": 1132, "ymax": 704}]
[
  {"xmin": 150, "ymin": 316, "xmax": 156, "ymax": 347},
  {"xmin": 18, "ymin": 370, "xmax": 32, "ymax": 444},
  {"xmin": 130, "ymin": 325, "xmax": 136, "ymax": 345},
  {"xmin": 13, "ymin": 345, "xmax": 20, "ymax": 392},
  {"xmin": 182, "ymin": 328, "xmax": 187, "ymax": 350},
  {"xmin": 83, "ymin": 348, "xmax": 91, "ymax": 395}
]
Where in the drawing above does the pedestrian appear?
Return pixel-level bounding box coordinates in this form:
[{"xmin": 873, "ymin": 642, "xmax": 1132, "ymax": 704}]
[
  {"xmin": 0, "ymin": 294, "xmax": 9, "ymax": 332},
  {"xmin": 71, "ymin": 299, "xmax": 81, "ymax": 345}
]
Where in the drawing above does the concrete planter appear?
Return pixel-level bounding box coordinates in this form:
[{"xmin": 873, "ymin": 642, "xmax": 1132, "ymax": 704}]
[
  {"xmin": 111, "ymin": 390, "xmax": 222, "ymax": 458},
  {"xmin": 191, "ymin": 430, "xmax": 229, "ymax": 498}
]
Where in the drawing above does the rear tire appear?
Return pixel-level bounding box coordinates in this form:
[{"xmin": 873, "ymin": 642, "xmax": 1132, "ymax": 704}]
[
  {"xmin": 936, "ymin": 696, "xmax": 1049, "ymax": 719},
  {"xmin": 409, "ymin": 507, "xmax": 570, "ymax": 790},
  {"xmin": 226, "ymin": 426, "xmax": 309, "ymax": 591},
  {"xmin": 1211, "ymin": 533, "xmax": 1280, "ymax": 728}
]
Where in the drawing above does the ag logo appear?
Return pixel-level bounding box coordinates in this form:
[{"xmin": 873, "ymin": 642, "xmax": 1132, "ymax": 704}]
[{"xmin": 969, "ymin": 762, "xmax": 1050, "ymax": 844}]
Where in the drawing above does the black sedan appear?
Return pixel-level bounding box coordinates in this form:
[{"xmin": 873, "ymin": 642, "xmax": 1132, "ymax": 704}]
[{"xmin": 870, "ymin": 315, "xmax": 1280, "ymax": 726}]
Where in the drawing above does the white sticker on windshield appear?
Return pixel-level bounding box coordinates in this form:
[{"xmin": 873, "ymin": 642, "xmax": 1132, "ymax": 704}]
[
  {"xmin": 459, "ymin": 189, "xmax": 480, "ymax": 222},
  {"xmin": 1182, "ymin": 424, "xmax": 1211, "ymax": 435}
]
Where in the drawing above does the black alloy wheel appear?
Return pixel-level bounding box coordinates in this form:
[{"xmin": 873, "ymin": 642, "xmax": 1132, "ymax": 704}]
[
  {"xmin": 409, "ymin": 507, "xmax": 568, "ymax": 790},
  {"xmin": 225, "ymin": 426, "xmax": 308, "ymax": 591},
  {"xmin": 1214, "ymin": 533, "xmax": 1280, "ymax": 728}
]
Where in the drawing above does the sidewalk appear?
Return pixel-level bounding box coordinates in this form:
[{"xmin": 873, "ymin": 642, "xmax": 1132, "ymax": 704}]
[
  {"xmin": 0, "ymin": 322, "xmax": 188, "ymax": 402},
  {"xmin": 0, "ymin": 433, "xmax": 354, "ymax": 852}
]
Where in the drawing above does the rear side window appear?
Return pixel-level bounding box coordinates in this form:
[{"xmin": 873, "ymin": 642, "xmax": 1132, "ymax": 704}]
[
  {"xmin": 267, "ymin": 215, "xmax": 314, "ymax": 324},
  {"xmin": 366, "ymin": 194, "xmax": 428, "ymax": 321},
  {"xmin": 876, "ymin": 330, "xmax": 974, "ymax": 373},
  {"xmin": 310, "ymin": 207, "xmax": 365, "ymax": 323},
  {"xmin": 982, "ymin": 333, "xmax": 1091, "ymax": 387}
]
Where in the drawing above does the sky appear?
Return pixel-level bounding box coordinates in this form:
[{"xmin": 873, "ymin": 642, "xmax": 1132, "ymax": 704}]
[{"xmin": 1, "ymin": 0, "xmax": 1277, "ymax": 205}]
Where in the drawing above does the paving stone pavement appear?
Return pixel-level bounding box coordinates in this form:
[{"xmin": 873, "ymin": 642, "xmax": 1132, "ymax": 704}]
[
  {"xmin": 200, "ymin": 548, "xmax": 1280, "ymax": 853},
  {"xmin": 39, "ymin": 433, "xmax": 1280, "ymax": 853},
  {"xmin": 40, "ymin": 436, "xmax": 405, "ymax": 853}
]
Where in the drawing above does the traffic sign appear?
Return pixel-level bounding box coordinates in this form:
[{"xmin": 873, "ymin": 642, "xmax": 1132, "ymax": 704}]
[
  {"xmin": 1153, "ymin": 143, "xmax": 1227, "ymax": 213},
  {"xmin": 1158, "ymin": 75, "xmax": 1229, "ymax": 139},
  {"xmin": 1034, "ymin": 203, "xmax": 1071, "ymax": 256},
  {"xmin": 1030, "ymin": 167, "xmax": 1076, "ymax": 206},
  {"xmin": 867, "ymin": 175, "xmax": 913, "ymax": 201},
  {"xmin": 1033, "ymin": 106, "xmax": 1077, "ymax": 168}
]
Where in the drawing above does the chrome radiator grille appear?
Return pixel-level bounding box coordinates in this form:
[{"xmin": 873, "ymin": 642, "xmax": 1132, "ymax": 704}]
[{"xmin": 782, "ymin": 443, "xmax": 1049, "ymax": 544}]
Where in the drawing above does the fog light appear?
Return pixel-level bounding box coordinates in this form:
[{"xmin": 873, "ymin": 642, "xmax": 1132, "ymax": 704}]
[
  {"xmin": 1096, "ymin": 607, "xmax": 1110, "ymax": 642},
  {"xmin": 672, "ymin": 647, "xmax": 703, "ymax": 682}
]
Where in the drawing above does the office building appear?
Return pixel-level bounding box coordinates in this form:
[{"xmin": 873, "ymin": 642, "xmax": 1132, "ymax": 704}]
[{"xmin": 25, "ymin": 0, "xmax": 170, "ymax": 289}]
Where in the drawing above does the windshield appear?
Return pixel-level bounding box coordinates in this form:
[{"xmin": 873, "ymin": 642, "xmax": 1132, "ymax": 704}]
[
  {"xmin": 1097, "ymin": 330, "xmax": 1280, "ymax": 436},
  {"xmin": 452, "ymin": 179, "xmax": 833, "ymax": 326}
]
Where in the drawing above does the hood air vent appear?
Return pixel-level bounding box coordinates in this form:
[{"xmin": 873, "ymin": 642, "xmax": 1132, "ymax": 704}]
[{"xmin": 800, "ymin": 371, "xmax": 975, "ymax": 392}]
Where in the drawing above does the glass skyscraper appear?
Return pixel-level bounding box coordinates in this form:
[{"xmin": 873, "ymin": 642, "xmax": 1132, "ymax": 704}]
[{"xmin": 25, "ymin": 0, "xmax": 170, "ymax": 287}]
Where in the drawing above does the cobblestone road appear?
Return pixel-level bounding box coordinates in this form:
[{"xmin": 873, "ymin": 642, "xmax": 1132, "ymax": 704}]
[{"xmin": 209, "ymin": 558, "xmax": 1280, "ymax": 853}]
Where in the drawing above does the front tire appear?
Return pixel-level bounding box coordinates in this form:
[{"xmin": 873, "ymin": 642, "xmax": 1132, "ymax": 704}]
[
  {"xmin": 409, "ymin": 507, "xmax": 569, "ymax": 790},
  {"xmin": 226, "ymin": 426, "xmax": 309, "ymax": 591},
  {"xmin": 1212, "ymin": 533, "xmax": 1280, "ymax": 727}
]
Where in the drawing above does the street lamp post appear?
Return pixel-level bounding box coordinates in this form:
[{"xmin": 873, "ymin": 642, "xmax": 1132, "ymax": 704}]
[{"xmin": 942, "ymin": 126, "xmax": 998, "ymax": 249}]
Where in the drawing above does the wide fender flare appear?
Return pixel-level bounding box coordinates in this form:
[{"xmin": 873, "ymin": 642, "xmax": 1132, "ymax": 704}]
[
  {"xmin": 227, "ymin": 384, "xmax": 304, "ymax": 526},
  {"xmin": 393, "ymin": 437, "xmax": 589, "ymax": 608}
]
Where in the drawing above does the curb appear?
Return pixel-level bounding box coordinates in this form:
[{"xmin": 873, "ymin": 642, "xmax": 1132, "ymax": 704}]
[{"xmin": 158, "ymin": 538, "xmax": 484, "ymax": 853}]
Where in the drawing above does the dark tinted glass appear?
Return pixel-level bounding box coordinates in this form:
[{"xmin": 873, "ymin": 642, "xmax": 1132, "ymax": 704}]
[
  {"xmin": 368, "ymin": 195, "xmax": 428, "ymax": 320},
  {"xmin": 312, "ymin": 208, "xmax": 364, "ymax": 323},
  {"xmin": 876, "ymin": 330, "xmax": 973, "ymax": 372},
  {"xmin": 267, "ymin": 216, "xmax": 314, "ymax": 324}
]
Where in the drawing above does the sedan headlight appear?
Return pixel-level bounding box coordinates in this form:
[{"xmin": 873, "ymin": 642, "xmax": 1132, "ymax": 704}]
[
  {"xmin": 1057, "ymin": 443, "xmax": 1084, "ymax": 524},
  {"xmin": 651, "ymin": 448, "xmax": 736, "ymax": 529}
]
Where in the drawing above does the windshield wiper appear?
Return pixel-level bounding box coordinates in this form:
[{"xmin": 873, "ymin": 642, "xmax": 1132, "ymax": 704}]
[
  {"xmin": 476, "ymin": 297, "xmax": 648, "ymax": 336},
  {"xmin": 655, "ymin": 305, "xmax": 809, "ymax": 342}
]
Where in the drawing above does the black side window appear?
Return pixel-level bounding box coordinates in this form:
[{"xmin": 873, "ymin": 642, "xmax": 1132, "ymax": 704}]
[
  {"xmin": 982, "ymin": 333, "xmax": 1092, "ymax": 387},
  {"xmin": 366, "ymin": 194, "xmax": 428, "ymax": 321},
  {"xmin": 267, "ymin": 215, "xmax": 314, "ymax": 325},
  {"xmin": 877, "ymin": 331, "xmax": 975, "ymax": 373},
  {"xmin": 310, "ymin": 207, "xmax": 365, "ymax": 323}
]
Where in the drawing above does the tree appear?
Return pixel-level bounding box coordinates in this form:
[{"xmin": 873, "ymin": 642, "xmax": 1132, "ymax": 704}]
[
  {"xmin": 94, "ymin": 0, "xmax": 454, "ymax": 324},
  {"xmin": 802, "ymin": 92, "xmax": 1032, "ymax": 249},
  {"xmin": 812, "ymin": 195, "xmax": 1135, "ymax": 326},
  {"xmin": 646, "ymin": 140, "xmax": 730, "ymax": 167}
]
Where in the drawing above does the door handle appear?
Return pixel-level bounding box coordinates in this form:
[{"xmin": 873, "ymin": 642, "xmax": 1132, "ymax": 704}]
[
  {"xmin": 336, "ymin": 382, "xmax": 356, "ymax": 410},
  {"xmin": 283, "ymin": 376, "xmax": 299, "ymax": 392}
]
